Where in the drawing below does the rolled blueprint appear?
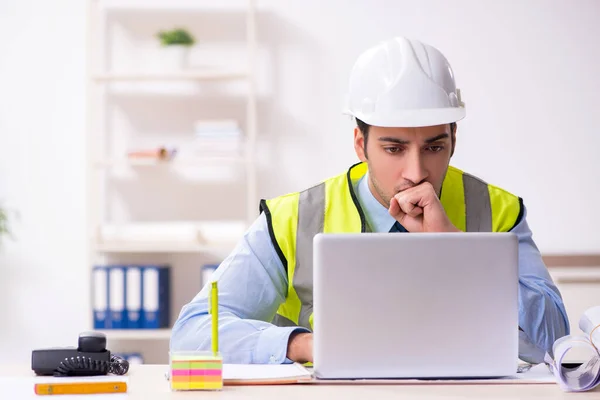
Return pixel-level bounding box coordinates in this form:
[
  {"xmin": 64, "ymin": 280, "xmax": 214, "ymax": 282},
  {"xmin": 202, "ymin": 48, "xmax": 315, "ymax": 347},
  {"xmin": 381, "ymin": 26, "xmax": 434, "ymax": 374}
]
[{"xmin": 545, "ymin": 305, "xmax": 600, "ymax": 392}]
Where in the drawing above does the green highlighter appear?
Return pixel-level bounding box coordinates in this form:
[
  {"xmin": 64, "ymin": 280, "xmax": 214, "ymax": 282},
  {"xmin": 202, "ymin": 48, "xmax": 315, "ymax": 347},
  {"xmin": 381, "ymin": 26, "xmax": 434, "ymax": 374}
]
[{"xmin": 210, "ymin": 281, "xmax": 219, "ymax": 355}]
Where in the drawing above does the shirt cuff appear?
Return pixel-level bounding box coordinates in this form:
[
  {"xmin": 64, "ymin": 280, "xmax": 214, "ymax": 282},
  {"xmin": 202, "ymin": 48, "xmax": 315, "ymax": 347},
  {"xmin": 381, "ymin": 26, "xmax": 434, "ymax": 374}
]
[{"xmin": 253, "ymin": 326, "xmax": 311, "ymax": 364}]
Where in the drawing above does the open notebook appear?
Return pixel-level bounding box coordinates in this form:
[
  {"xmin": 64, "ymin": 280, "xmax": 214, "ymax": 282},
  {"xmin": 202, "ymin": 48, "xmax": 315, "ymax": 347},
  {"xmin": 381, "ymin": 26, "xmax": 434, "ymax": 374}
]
[{"xmin": 223, "ymin": 363, "xmax": 313, "ymax": 385}]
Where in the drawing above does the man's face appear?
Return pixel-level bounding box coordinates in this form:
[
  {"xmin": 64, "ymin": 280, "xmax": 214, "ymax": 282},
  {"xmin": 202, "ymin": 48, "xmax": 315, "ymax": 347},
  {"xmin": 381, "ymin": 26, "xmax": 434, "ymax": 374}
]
[{"xmin": 353, "ymin": 124, "xmax": 455, "ymax": 208}]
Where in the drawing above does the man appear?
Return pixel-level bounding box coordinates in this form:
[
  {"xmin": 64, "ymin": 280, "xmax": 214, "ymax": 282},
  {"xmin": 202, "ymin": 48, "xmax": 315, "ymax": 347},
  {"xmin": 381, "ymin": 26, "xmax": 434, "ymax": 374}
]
[{"xmin": 170, "ymin": 37, "xmax": 569, "ymax": 365}]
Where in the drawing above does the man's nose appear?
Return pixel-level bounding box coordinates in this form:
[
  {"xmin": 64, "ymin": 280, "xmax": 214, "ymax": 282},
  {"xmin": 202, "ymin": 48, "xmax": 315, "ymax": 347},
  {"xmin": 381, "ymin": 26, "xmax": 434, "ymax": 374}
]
[{"xmin": 402, "ymin": 150, "xmax": 428, "ymax": 185}]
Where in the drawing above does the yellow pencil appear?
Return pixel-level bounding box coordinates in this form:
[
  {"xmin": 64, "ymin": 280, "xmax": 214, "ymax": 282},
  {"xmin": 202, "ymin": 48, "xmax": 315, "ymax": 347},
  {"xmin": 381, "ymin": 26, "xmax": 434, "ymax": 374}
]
[
  {"xmin": 210, "ymin": 281, "xmax": 219, "ymax": 355},
  {"xmin": 34, "ymin": 381, "xmax": 127, "ymax": 395}
]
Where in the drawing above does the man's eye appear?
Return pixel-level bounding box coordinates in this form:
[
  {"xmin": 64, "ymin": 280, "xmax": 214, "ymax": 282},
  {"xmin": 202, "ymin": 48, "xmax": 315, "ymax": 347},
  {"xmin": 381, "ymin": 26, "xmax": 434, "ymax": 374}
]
[
  {"xmin": 385, "ymin": 147, "xmax": 402, "ymax": 154},
  {"xmin": 427, "ymin": 146, "xmax": 444, "ymax": 153}
]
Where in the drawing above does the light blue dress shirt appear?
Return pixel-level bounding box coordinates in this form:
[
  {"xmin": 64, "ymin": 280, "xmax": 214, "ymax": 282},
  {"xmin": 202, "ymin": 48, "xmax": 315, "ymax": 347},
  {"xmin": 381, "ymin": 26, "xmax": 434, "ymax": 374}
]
[{"xmin": 171, "ymin": 173, "xmax": 570, "ymax": 364}]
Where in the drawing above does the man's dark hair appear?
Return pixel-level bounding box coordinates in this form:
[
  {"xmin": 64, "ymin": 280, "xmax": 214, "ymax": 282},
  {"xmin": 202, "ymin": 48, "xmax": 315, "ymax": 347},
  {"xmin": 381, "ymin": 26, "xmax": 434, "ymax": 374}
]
[{"xmin": 356, "ymin": 118, "xmax": 456, "ymax": 158}]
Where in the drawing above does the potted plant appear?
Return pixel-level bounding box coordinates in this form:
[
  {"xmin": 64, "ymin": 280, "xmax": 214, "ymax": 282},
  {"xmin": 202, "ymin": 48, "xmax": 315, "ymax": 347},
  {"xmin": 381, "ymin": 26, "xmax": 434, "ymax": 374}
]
[{"xmin": 156, "ymin": 28, "xmax": 195, "ymax": 71}]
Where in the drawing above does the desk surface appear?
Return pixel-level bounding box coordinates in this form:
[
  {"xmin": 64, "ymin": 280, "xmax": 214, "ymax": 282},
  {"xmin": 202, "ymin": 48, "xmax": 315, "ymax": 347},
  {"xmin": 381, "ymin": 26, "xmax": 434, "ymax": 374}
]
[{"xmin": 4, "ymin": 365, "xmax": 597, "ymax": 399}]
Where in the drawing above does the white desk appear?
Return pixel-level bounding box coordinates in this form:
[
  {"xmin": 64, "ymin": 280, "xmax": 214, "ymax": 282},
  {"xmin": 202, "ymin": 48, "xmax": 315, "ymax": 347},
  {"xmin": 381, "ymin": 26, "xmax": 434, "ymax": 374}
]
[{"xmin": 4, "ymin": 365, "xmax": 597, "ymax": 399}]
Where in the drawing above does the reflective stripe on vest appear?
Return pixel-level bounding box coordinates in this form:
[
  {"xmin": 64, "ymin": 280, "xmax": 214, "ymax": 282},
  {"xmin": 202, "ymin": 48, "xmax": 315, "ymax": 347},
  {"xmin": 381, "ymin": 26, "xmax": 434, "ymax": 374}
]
[{"xmin": 260, "ymin": 162, "xmax": 522, "ymax": 330}]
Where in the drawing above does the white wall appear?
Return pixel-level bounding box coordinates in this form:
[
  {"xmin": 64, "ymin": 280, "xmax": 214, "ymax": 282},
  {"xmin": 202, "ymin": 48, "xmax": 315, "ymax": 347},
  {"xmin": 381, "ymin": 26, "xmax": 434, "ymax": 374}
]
[
  {"xmin": 0, "ymin": 0, "xmax": 87, "ymax": 362},
  {"xmin": 0, "ymin": 0, "xmax": 599, "ymax": 363},
  {"xmin": 256, "ymin": 0, "xmax": 600, "ymax": 254}
]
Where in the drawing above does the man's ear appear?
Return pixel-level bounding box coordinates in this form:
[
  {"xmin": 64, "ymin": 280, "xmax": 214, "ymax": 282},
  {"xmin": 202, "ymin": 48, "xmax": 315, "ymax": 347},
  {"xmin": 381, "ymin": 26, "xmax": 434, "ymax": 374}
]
[
  {"xmin": 354, "ymin": 127, "xmax": 367, "ymax": 161},
  {"xmin": 450, "ymin": 124, "xmax": 457, "ymax": 157}
]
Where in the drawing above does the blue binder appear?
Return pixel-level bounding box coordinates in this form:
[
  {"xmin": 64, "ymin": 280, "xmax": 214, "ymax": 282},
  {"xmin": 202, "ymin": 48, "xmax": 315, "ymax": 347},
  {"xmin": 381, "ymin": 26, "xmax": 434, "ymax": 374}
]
[
  {"xmin": 141, "ymin": 265, "xmax": 171, "ymax": 329},
  {"xmin": 92, "ymin": 266, "xmax": 109, "ymax": 329},
  {"xmin": 108, "ymin": 266, "xmax": 126, "ymax": 329},
  {"xmin": 125, "ymin": 266, "xmax": 143, "ymax": 329}
]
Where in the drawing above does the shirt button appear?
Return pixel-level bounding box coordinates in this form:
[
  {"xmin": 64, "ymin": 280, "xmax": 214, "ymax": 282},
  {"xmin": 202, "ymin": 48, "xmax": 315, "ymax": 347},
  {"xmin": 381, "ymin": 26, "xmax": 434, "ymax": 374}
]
[{"xmin": 269, "ymin": 355, "xmax": 276, "ymax": 363}]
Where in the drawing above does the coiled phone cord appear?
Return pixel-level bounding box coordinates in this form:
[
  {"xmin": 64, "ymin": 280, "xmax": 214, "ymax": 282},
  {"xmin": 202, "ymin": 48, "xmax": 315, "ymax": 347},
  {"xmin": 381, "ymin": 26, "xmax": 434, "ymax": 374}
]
[{"xmin": 54, "ymin": 354, "xmax": 129, "ymax": 377}]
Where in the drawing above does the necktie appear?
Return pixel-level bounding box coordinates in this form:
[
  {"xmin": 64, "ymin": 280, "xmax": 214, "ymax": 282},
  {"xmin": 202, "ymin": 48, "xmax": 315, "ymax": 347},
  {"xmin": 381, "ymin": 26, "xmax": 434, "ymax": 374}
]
[{"xmin": 389, "ymin": 221, "xmax": 407, "ymax": 233}]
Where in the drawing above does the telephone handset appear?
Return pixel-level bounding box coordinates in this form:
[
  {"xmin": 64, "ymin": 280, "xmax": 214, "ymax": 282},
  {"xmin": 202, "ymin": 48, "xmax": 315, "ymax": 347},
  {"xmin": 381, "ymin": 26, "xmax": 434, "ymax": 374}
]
[{"xmin": 31, "ymin": 331, "xmax": 129, "ymax": 377}]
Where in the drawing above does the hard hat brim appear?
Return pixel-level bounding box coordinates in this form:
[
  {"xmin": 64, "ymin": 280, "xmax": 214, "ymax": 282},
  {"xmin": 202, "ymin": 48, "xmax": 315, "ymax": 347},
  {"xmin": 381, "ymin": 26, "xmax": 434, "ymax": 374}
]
[{"xmin": 344, "ymin": 107, "xmax": 466, "ymax": 128}]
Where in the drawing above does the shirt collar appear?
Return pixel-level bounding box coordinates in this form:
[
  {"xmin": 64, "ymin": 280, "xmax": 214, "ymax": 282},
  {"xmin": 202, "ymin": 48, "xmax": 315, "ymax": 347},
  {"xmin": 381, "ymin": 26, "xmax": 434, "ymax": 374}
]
[{"xmin": 354, "ymin": 172, "xmax": 397, "ymax": 233}]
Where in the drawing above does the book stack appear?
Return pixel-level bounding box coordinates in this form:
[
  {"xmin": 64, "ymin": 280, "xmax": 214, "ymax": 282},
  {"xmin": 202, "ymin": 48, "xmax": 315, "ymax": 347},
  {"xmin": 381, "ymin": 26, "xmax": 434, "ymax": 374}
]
[{"xmin": 193, "ymin": 119, "xmax": 242, "ymax": 157}]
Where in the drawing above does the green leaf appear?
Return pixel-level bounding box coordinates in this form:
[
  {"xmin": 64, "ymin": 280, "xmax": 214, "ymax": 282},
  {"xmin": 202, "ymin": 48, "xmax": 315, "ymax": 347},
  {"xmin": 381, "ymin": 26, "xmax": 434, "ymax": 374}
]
[{"xmin": 156, "ymin": 28, "xmax": 195, "ymax": 46}]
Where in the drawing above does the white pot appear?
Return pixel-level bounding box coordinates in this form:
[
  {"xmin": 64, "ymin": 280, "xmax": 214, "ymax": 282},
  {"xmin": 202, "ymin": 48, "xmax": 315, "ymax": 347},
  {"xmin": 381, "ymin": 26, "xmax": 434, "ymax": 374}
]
[{"xmin": 157, "ymin": 45, "xmax": 190, "ymax": 72}]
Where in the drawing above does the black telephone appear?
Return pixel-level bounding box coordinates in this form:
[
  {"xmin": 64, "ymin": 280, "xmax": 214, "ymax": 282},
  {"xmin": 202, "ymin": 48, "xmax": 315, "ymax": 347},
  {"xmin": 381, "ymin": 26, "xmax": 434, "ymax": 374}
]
[{"xmin": 31, "ymin": 331, "xmax": 129, "ymax": 377}]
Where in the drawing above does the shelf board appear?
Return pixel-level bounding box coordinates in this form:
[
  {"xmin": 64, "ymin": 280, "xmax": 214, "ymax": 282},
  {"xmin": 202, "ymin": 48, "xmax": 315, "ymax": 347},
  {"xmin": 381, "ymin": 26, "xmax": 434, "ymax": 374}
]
[
  {"xmin": 99, "ymin": 329, "xmax": 171, "ymax": 340},
  {"xmin": 99, "ymin": 0, "xmax": 252, "ymax": 12},
  {"xmin": 92, "ymin": 71, "xmax": 248, "ymax": 82},
  {"xmin": 550, "ymin": 268, "xmax": 600, "ymax": 283},
  {"xmin": 94, "ymin": 157, "xmax": 244, "ymax": 168},
  {"xmin": 94, "ymin": 242, "xmax": 235, "ymax": 253}
]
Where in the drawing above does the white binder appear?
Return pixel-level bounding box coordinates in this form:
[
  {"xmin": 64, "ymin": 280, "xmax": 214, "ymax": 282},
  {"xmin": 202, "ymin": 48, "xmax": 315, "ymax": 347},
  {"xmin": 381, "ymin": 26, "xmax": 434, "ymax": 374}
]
[
  {"xmin": 108, "ymin": 266, "xmax": 126, "ymax": 329},
  {"xmin": 92, "ymin": 266, "xmax": 108, "ymax": 329},
  {"xmin": 126, "ymin": 266, "xmax": 142, "ymax": 329}
]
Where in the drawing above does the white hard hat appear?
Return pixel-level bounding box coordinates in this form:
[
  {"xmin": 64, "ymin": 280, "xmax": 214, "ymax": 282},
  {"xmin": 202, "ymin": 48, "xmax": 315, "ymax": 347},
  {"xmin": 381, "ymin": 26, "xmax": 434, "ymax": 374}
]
[{"xmin": 344, "ymin": 37, "xmax": 465, "ymax": 128}]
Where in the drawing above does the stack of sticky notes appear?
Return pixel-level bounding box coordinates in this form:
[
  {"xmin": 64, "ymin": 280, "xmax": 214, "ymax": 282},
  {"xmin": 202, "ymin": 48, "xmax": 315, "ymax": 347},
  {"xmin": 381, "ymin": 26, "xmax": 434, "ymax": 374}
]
[{"xmin": 170, "ymin": 351, "xmax": 223, "ymax": 391}]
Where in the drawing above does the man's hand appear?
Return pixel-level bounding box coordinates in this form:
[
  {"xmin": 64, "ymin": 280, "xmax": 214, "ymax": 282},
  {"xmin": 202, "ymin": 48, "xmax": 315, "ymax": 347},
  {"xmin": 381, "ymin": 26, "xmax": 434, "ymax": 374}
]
[
  {"xmin": 286, "ymin": 332, "xmax": 313, "ymax": 364},
  {"xmin": 389, "ymin": 182, "xmax": 460, "ymax": 233}
]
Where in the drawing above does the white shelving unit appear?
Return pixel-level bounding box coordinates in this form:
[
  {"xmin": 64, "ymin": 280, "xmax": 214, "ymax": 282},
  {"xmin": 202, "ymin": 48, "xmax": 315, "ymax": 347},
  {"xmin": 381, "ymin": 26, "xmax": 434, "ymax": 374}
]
[
  {"xmin": 94, "ymin": 242, "xmax": 236, "ymax": 254},
  {"xmin": 86, "ymin": 0, "xmax": 258, "ymax": 362},
  {"xmin": 92, "ymin": 71, "xmax": 249, "ymax": 82},
  {"xmin": 97, "ymin": 329, "xmax": 172, "ymax": 340},
  {"xmin": 94, "ymin": 156, "xmax": 244, "ymax": 167}
]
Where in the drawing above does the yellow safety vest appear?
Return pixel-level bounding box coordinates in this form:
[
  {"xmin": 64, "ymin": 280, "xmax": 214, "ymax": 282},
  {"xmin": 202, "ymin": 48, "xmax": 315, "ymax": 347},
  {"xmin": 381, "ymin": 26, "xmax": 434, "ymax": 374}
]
[{"xmin": 259, "ymin": 162, "xmax": 522, "ymax": 330}]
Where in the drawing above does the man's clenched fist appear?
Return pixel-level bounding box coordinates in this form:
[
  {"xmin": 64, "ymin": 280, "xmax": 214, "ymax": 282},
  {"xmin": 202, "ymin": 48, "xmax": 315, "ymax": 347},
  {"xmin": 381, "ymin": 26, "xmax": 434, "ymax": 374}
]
[{"xmin": 388, "ymin": 182, "xmax": 460, "ymax": 233}]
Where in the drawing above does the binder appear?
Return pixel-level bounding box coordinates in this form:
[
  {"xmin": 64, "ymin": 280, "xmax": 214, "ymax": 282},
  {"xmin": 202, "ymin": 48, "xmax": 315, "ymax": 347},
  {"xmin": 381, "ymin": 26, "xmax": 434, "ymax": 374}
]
[
  {"xmin": 141, "ymin": 265, "xmax": 171, "ymax": 329},
  {"xmin": 125, "ymin": 266, "xmax": 143, "ymax": 329},
  {"xmin": 108, "ymin": 266, "xmax": 126, "ymax": 329},
  {"xmin": 92, "ymin": 266, "xmax": 109, "ymax": 329}
]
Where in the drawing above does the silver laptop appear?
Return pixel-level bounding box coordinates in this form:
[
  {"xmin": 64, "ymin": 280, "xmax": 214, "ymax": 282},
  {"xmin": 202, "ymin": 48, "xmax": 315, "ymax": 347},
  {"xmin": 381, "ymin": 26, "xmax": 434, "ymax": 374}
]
[{"xmin": 312, "ymin": 232, "xmax": 519, "ymax": 379}]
